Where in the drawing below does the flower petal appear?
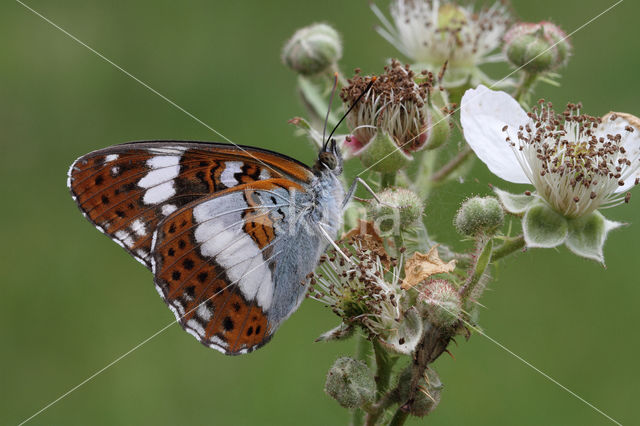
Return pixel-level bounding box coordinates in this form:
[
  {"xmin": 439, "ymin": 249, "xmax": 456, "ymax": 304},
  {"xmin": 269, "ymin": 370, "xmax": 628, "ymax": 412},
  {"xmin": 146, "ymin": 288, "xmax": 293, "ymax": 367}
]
[
  {"xmin": 565, "ymin": 211, "xmax": 623, "ymax": 265},
  {"xmin": 601, "ymin": 112, "xmax": 640, "ymax": 193},
  {"xmin": 461, "ymin": 85, "xmax": 530, "ymax": 184},
  {"xmin": 522, "ymin": 202, "xmax": 568, "ymax": 248}
]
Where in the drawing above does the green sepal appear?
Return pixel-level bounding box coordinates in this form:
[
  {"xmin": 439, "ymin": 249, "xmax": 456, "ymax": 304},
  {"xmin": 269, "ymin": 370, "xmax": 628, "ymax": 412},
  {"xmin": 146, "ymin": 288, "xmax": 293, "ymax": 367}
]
[
  {"xmin": 522, "ymin": 202, "xmax": 568, "ymax": 248},
  {"xmin": 379, "ymin": 307, "xmax": 423, "ymax": 355},
  {"xmin": 360, "ymin": 130, "xmax": 411, "ymax": 173},
  {"xmin": 316, "ymin": 322, "xmax": 355, "ymax": 342},
  {"xmin": 493, "ymin": 187, "xmax": 537, "ymax": 215},
  {"xmin": 566, "ymin": 211, "xmax": 623, "ymax": 265}
]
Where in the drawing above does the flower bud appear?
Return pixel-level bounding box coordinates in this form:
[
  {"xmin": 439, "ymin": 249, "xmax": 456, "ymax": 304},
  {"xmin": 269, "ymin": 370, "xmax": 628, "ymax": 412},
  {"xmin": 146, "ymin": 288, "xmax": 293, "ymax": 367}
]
[
  {"xmin": 282, "ymin": 23, "xmax": 342, "ymax": 76},
  {"xmin": 368, "ymin": 188, "xmax": 423, "ymax": 233},
  {"xmin": 455, "ymin": 196, "xmax": 504, "ymax": 237},
  {"xmin": 419, "ymin": 279, "xmax": 461, "ymax": 328},
  {"xmin": 324, "ymin": 357, "xmax": 376, "ymax": 409},
  {"xmin": 360, "ymin": 130, "xmax": 412, "ymax": 174},
  {"xmin": 504, "ymin": 22, "xmax": 571, "ymax": 73},
  {"xmin": 396, "ymin": 366, "xmax": 443, "ymax": 417}
]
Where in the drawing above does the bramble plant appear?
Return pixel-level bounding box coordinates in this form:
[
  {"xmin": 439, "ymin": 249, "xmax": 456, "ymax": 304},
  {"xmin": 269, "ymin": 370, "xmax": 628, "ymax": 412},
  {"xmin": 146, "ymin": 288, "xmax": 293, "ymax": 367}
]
[{"xmin": 282, "ymin": 1, "xmax": 640, "ymax": 425}]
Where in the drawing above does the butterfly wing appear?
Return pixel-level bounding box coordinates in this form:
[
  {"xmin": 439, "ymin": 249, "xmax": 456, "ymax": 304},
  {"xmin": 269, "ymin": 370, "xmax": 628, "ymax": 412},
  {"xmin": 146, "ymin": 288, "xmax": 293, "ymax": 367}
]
[
  {"xmin": 151, "ymin": 178, "xmax": 321, "ymax": 354},
  {"xmin": 67, "ymin": 141, "xmax": 315, "ymax": 268}
]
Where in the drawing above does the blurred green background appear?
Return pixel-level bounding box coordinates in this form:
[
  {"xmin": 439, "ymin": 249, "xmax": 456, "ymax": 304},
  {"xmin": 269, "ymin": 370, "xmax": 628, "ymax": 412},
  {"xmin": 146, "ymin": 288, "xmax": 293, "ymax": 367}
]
[{"xmin": 1, "ymin": 1, "xmax": 638, "ymax": 425}]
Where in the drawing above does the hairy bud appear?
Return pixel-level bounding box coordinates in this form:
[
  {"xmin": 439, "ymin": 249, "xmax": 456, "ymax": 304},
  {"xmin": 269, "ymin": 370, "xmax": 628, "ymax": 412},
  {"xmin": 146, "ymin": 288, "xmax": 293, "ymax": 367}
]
[
  {"xmin": 324, "ymin": 357, "xmax": 376, "ymax": 409},
  {"xmin": 396, "ymin": 366, "xmax": 443, "ymax": 417},
  {"xmin": 419, "ymin": 279, "xmax": 461, "ymax": 328},
  {"xmin": 455, "ymin": 196, "xmax": 504, "ymax": 237},
  {"xmin": 368, "ymin": 188, "xmax": 423, "ymax": 233},
  {"xmin": 504, "ymin": 22, "xmax": 571, "ymax": 73},
  {"xmin": 282, "ymin": 23, "xmax": 342, "ymax": 75}
]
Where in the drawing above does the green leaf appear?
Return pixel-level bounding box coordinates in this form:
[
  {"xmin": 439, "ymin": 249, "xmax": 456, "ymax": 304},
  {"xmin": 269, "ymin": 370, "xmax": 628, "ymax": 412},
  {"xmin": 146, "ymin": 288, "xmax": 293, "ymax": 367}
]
[
  {"xmin": 493, "ymin": 187, "xmax": 537, "ymax": 215},
  {"xmin": 565, "ymin": 211, "xmax": 623, "ymax": 264},
  {"xmin": 522, "ymin": 202, "xmax": 568, "ymax": 248}
]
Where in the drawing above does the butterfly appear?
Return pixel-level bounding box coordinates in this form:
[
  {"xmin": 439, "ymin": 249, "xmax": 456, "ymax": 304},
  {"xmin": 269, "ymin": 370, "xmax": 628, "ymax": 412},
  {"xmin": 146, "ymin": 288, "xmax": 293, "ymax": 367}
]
[{"xmin": 67, "ymin": 139, "xmax": 349, "ymax": 355}]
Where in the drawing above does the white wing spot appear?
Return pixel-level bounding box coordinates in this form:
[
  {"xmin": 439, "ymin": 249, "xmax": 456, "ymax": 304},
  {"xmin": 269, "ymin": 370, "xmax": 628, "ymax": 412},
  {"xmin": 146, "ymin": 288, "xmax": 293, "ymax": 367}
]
[
  {"xmin": 130, "ymin": 219, "xmax": 147, "ymax": 237},
  {"xmin": 105, "ymin": 154, "xmax": 119, "ymax": 162},
  {"xmin": 161, "ymin": 204, "xmax": 178, "ymax": 216},
  {"xmin": 220, "ymin": 161, "xmax": 243, "ymax": 187}
]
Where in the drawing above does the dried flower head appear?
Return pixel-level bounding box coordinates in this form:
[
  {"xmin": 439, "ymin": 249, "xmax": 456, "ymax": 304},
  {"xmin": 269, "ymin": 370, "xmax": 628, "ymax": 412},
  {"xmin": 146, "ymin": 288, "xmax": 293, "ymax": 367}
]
[
  {"xmin": 340, "ymin": 60, "xmax": 433, "ymax": 154},
  {"xmin": 373, "ymin": 0, "xmax": 510, "ymax": 70}
]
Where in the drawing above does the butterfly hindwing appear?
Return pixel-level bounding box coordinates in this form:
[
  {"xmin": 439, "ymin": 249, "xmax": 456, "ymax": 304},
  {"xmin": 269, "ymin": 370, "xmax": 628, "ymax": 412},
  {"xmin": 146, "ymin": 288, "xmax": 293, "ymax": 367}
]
[
  {"xmin": 151, "ymin": 179, "xmax": 307, "ymax": 354},
  {"xmin": 67, "ymin": 141, "xmax": 315, "ymax": 268}
]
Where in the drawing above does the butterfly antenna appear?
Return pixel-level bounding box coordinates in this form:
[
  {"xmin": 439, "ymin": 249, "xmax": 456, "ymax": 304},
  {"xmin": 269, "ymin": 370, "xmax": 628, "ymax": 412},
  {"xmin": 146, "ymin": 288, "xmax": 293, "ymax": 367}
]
[
  {"xmin": 322, "ymin": 73, "xmax": 340, "ymax": 147},
  {"xmin": 324, "ymin": 75, "xmax": 377, "ymax": 149}
]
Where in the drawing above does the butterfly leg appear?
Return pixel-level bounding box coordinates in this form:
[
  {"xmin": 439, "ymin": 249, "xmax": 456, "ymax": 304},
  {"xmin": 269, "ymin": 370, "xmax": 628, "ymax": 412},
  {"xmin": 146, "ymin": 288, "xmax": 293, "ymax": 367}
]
[
  {"xmin": 342, "ymin": 177, "xmax": 396, "ymax": 210},
  {"xmin": 317, "ymin": 222, "xmax": 355, "ymax": 265}
]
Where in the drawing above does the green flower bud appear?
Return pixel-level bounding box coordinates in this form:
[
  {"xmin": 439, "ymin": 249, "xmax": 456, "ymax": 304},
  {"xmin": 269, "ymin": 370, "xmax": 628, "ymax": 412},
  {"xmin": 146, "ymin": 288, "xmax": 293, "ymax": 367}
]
[
  {"xmin": 368, "ymin": 188, "xmax": 423, "ymax": 233},
  {"xmin": 396, "ymin": 366, "xmax": 443, "ymax": 417},
  {"xmin": 282, "ymin": 23, "xmax": 342, "ymax": 76},
  {"xmin": 504, "ymin": 22, "xmax": 571, "ymax": 73},
  {"xmin": 324, "ymin": 357, "xmax": 376, "ymax": 409},
  {"xmin": 360, "ymin": 130, "xmax": 411, "ymax": 174},
  {"xmin": 419, "ymin": 279, "xmax": 461, "ymax": 328},
  {"xmin": 423, "ymin": 90, "xmax": 451, "ymax": 150},
  {"xmin": 455, "ymin": 196, "xmax": 504, "ymax": 237}
]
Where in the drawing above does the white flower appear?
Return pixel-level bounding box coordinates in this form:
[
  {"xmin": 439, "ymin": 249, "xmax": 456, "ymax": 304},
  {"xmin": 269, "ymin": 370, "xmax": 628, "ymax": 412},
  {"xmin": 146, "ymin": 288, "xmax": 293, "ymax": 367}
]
[
  {"xmin": 461, "ymin": 85, "xmax": 640, "ymax": 218},
  {"xmin": 460, "ymin": 85, "xmax": 640, "ymax": 263},
  {"xmin": 372, "ymin": 0, "xmax": 510, "ymax": 70}
]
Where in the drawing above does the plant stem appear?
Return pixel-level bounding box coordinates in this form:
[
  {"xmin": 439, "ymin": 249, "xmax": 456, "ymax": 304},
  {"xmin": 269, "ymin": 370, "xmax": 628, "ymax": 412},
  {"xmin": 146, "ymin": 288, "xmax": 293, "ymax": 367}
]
[
  {"xmin": 373, "ymin": 340, "xmax": 395, "ymax": 397},
  {"xmin": 352, "ymin": 333, "xmax": 371, "ymax": 426},
  {"xmin": 381, "ymin": 173, "xmax": 396, "ymax": 188},
  {"xmin": 514, "ymin": 72, "xmax": 538, "ymax": 105},
  {"xmin": 388, "ymin": 407, "xmax": 409, "ymax": 426},
  {"xmin": 364, "ymin": 389, "xmax": 397, "ymax": 426},
  {"xmin": 459, "ymin": 237, "xmax": 493, "ymax": 304},
  {"xmin": 491, "ymin": 235, "xmax": 525, "ymax": 262},
  {"xmin": 430, "ymin": 145, "xmax": 473, "ymax": 183}
]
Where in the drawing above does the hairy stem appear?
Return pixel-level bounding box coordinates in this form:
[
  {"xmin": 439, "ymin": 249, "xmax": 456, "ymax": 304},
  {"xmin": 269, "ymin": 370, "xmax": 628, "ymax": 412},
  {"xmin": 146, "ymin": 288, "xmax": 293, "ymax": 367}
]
[
  {"xmin": 430, "ymin": 145, "xmax": 473, "ymax": 183},
  {"xmin": 459, "ymin": 237, "xmax": 493, "ymax": 305},
  {"xmin": 491, "ymin": 235, "xmax": 526, "ymax": 262},
  {"xmin": 364, "ymin": 389, "xmax": 397, "ymax": 426},
  {"xmin": 388, "ymin": 407, "xmax": 409, "ymax": 426},
  {"xmin": 373, "ymin": 340, "xmax": 396, "ymax": 397}
]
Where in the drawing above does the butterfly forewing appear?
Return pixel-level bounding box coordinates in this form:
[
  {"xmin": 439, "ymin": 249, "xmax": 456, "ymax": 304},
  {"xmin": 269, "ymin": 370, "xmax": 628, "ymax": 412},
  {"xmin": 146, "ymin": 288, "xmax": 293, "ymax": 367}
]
[
  {"xmin": 151, "ymin": 179, "xmax": 305, "ymax": 354},
  {"xmin": 67, "ymin": 141, "xmax": 314, "ymax": 268}
]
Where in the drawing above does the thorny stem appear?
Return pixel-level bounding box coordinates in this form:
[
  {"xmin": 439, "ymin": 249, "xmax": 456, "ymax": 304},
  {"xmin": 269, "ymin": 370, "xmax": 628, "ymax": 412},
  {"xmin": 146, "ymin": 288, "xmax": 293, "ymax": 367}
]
[
  {"xmin": 491, "ymin": 235, "xmax": 526, "ymax": 262},
  {"xmin": 402, "ymin": 325, "xmax": 452, "ymax": 420},
  {"xmin": 430, "ymin": 145, "xmax": 473, "ymax": 183}
]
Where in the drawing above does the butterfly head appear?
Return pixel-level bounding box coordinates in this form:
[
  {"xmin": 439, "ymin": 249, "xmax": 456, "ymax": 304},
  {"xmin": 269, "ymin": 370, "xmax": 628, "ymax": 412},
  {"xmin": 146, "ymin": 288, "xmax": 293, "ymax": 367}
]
[{"xmin": 315, "ymin": 138, "xmax": 343, "ymax": 175}]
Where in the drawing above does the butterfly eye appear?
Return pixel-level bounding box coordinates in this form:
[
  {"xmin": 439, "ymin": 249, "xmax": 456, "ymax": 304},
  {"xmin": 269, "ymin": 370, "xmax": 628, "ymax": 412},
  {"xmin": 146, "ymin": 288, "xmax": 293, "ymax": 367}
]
[{"xmin": 319, "ymin": 152, "xmax": 338, "ymax": 170}]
